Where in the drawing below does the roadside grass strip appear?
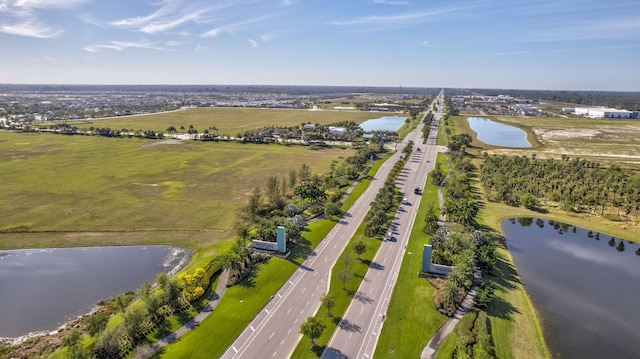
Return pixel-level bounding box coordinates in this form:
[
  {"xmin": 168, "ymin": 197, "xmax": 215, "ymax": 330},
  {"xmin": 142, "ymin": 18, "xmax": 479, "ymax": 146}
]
[
  {"xmin": 341, "ymin": 153, "xmax": 392, "ymax": 212},
  {"xmin": 156, "ymin": 219, "xmax": 334, "ymax": 359}
]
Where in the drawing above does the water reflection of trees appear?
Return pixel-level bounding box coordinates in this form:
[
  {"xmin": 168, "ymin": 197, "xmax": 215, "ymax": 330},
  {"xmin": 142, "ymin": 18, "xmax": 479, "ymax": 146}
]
[{"xmin": 514, "ymin": 218, "xmax": 640, "ymax": 254}]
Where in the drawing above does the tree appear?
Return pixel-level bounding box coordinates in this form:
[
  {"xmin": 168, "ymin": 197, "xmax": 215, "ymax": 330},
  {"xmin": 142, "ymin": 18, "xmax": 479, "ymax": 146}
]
[
  {"xmin": 321, "ymin": 292, "xmax": 335, "ymax": 317},
  {"xmin": 353, "ymin": 240, "xmax": 367, "ymax": 260},
  {"xmin": 423, "ymin": 204, "xmax": 439, "ymax": 234},
  {"xmin": 112, "ymin": 293, "xmax": 133, "ymax": 313},
  {"xmin": 298, "ymin": 163, "xmax": 311, "ymax": 182},
  {"xmin": 62, "ymin": 329, "xmax": 82, "ymax": 348},
  {"xmin": 93, "ymin": 325, "xmax": 124, "ymax": 359},
  {"xmin": 123, "ymin": 305, "xmax": 148, "ymax": 341},
  {"xmin": 520, "ymin": 193, "xmax": 539, "ymax": 210},
  {"xmin": 431, "ymin": 163, "xmax": 445, "ymax": 185},
  {"xmin": 338, "ymin": 269, "xmax": 352, "ymax": 291},
  {"xmin": 166, "ymin": 126, "xmax": 177, "ymax": 138},
  {"xmin": 300, "ymin": 316, "xmax": 326, "ymax": 346},
  {"xmin": 85, "ymin": 312, "xmax": 108, "ymax": 336},
  {"xmin": 265, "ymin": 176, "xmax": 283, "ymax": 208},
  {"xmin": 324, "ymin": 201, "xmax": 341, "ymax": 218}
]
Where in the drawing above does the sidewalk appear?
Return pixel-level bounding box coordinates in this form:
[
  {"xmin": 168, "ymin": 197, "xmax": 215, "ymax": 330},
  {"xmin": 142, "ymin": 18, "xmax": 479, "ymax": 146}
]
[
  {"xmin": 151, "ymin": 269, "xmax": 230, "ymax": 352},
  {"xmin": 420, "ymin": 286, "xmax": 477, "ymax": 359}
]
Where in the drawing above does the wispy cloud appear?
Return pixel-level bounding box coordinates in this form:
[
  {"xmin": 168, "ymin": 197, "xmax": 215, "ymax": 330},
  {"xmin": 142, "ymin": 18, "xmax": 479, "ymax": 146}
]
[
  {"xmin": 0, "ymin": 20, "xmax": 62, "ymax": 38},
  {"xmin": 0, "ymin": 0, "xmax": 87, "ymax": 37},
  {"xmin": 328, "ymin": 2, "xmax": 482, "ymax": 27},
  {"xmin": 194, "ymin": 44, "xmax": 206, "ymax": 52},
  {"xmin": 84, "ymin": 40, "xmax": 164, "ymax": 53},
  {"xmin": 248, "ymin": 38, "xmax": 257, "ymax": 47},
  {"xmin": 107, "ymin": 0, "xmax": 243, "ymax": 35},
  {"xmin": 201, "ymin": 27, "xmax": 220, "ymax": 38},
  {"xmin": 199, "ymin": 14, "xmax": 272, "ymax": 38},
  {"xmin": 14, "ymin": 0, "xmax": 87, "ymax": 8},
  {"xmin": 373, "ymin": 0, "xmax": 409, "ymax": 5},
  {"xmin": 258, "ymin": 33, "xmax": 272, "ymax": 41}
]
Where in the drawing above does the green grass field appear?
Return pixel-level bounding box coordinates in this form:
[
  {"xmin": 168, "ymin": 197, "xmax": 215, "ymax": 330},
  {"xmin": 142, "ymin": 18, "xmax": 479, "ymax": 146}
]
[
  {"xmin": 0, "ymin": 131, "xmax": 352, "ymax": 254},
  {"xmin": 72, "ymin": 107, "xmax": 378, "ymax": 137}
]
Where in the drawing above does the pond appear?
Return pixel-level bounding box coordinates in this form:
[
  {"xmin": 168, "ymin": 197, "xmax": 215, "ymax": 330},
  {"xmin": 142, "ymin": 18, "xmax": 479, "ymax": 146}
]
[
  {"xmin": 0, "ymin": 245, "xmax": 190, "ymax": 339},
  {"xmin": 359, "ymin": 115, "xmax": 407, "ymax": 132},
  {"xmin": 467, "ymin": 117, "xmax": 531, "ymax": 147},
  {"xmin": 502, "ymin": 218, "xmax": 640, "ymax": 359}
]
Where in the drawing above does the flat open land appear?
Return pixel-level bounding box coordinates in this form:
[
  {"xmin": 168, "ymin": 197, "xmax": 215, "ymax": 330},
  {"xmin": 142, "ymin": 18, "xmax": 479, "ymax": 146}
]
[
  {"xmin": 73, "ymin": 107, "xmax": 379, "ymax": 137},
  {"xmin": 468, "ymin": 115, "xmax": 640, "ymax": 167},
  {"xmin": 0, "ymin": 130, "xmax": 351, "ymax": 254}
]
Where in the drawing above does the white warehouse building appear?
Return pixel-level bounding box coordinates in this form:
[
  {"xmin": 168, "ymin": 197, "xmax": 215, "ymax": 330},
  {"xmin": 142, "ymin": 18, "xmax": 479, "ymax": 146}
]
[{"xmin": 573, "ymin": 107, "xmax": 635, "ymax": 119}]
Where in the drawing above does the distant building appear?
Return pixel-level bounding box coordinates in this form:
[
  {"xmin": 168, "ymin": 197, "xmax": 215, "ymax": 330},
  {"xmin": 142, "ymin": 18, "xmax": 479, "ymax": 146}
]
[
  {"xmin": 328, "ymin": 126, "xmax": 347, "ymax": 135},
  {"xmin": 511, "ymin": 104, "xmax": 540, "ymax": 116},
  {"xmin": 303, "ymin": 123, "xmax": 315, "ymax": 129},
  {"xmin": 333, "ymin": 106, "xmax": 356, "ymax": 110},
  {"xmin": 573, "ymin": 107, "xmax": 635, "ymax": 119}
]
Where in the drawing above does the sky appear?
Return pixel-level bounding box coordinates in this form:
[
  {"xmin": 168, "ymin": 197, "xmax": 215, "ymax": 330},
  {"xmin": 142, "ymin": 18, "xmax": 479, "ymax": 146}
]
[{"xmin": 1, "ymin": 0, "xmax": 639, "ymax": 91}]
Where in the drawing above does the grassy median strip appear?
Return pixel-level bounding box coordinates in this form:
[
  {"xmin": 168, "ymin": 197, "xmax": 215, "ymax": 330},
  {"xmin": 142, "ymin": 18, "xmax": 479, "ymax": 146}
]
[
  {"xmin": 290, "ymin": 222, "xmax": 387, "ymax": 358},
  {"xmin": 340, "ymin": 153, "xmax": 392, "ymax": 212},
  {"xmin": 374, "ymin": 154, "xmax": 449, "ymax": 358}
]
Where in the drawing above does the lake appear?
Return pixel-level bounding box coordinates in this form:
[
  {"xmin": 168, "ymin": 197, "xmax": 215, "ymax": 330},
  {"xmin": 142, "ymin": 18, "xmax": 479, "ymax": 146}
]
[
  {"xmin": 467, "ymin": 117, "xmax": 531, "ymax": 147},
  {"xmin": 502, "ymin": 218, "xmax": 640, "ymax": 359},
  {"xmin": 0, "ymin": 245, "xmax": 190, "ymax": 339},
  {"xmin": 360, "ymin": 115, "xmax": 407, "ymax": 132}
]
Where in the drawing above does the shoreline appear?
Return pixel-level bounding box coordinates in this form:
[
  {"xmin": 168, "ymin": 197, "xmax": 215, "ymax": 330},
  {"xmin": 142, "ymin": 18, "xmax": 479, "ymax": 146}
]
[{"xmin": 0, "ymin": 245, "xmax": 193, "ymax": 347}]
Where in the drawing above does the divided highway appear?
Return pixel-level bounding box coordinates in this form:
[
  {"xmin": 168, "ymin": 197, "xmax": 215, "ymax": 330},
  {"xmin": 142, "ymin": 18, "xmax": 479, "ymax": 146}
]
[
  {"xmin": 221, "ymin": 92, "xmax": 444, "ymax": 359},
  {"xmin": 322, "ymin": 92, "xmax": 445, "ymax": 358}
]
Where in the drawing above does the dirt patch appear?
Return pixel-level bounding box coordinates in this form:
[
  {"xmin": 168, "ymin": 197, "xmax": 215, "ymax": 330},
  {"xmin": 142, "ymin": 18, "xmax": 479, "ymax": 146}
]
[
  {"xmin": 64, "ymin": 232, "xmax": 106, "ymax": 238},
  {"xmin": 143, "ymin": 139, "xmax": 183, "ymax": 148},
  {"xmin": 534, "ymin": 128, "xmax": 600, "ymax": 141}
]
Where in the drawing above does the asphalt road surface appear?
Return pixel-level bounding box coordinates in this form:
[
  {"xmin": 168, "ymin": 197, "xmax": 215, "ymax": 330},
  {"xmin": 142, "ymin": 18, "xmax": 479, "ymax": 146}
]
[
  {"xmin": 221, "ymin": 92, "xmax": 444, "ymax": 359},
  {"xmin": 323, "ymin": 92, "xmax": 445, "ymax": 359}
]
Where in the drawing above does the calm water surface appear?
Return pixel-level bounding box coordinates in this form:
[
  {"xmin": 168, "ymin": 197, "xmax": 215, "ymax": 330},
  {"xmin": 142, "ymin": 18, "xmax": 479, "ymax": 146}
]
[
  {"xmin": 360, "ymin": 115, "xmax": 406, "ymax": 132},
  {"xmin": 0, "ymin": 245, "xmax": 190, "ymax": 338},
  {"xmin": 467, "ymin": 117, "xmax": 531, "ymax": 147},
  {"xmin": 502, "ymin": 218, "xmax": 640, "ymax": 359}
]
